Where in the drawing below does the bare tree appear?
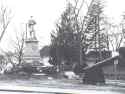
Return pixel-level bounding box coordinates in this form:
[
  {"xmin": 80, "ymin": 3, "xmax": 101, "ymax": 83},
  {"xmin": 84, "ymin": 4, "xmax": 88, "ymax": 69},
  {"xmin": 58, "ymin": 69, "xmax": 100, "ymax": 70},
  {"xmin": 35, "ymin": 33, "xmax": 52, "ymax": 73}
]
[
  {"xmin": 0, "ymin": 3, "xmax": 13, "ymax": 73},
  {"xmin": 0, "ymin": 29, "xmax": 26, "ymax": 72},
  {"xmin": 50, "ymin": 0, "xmax": 102, "ymax": 67},
  {"xmin": 69, "ymin": 0, "xmax": 96, "ymax": 64},
  {"xmin": 14, "ymin": 31, "xmax": 25, "ymax": 65},
  {"xmin": 0, "ymin": 4, "xmax": 12, "ymax": 42},
  {"xmin": 106, "ymin": 22, "xmax": 125, "ymax": 56}
]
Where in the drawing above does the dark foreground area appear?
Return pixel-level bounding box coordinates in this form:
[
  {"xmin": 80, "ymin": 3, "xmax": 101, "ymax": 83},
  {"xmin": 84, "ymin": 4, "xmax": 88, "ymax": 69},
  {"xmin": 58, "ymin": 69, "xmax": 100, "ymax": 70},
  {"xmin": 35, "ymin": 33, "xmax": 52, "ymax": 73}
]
[{"xmin": 0, "ymin": 74, "xmax": 124, "ymax": 94}]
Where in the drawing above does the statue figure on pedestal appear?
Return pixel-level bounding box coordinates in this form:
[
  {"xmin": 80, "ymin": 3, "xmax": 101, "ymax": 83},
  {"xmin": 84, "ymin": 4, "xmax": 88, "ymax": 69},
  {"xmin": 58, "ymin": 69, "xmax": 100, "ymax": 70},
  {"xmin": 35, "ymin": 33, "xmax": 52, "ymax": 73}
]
[
  {"xmin": 27, "ymin": 16, "xmax": 36, "ymax": 39},
  {"xmin": 24, "ymin": 16, "xmax": 41, "ymax": 64}
]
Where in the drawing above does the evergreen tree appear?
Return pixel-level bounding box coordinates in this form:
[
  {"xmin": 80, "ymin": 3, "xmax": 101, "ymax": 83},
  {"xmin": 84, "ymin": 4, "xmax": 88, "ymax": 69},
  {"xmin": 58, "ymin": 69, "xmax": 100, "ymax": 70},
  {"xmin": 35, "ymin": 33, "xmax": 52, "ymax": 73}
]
[
  {"xmin": 49, "ymin": 3, "xmax": 80, "ymax": 70},
  {"xmin": 85, "ymin": 0, "xmax": 108, "ymax": 60},
  {"xmin": 49, "ymin": 0, "xmax": 108, "ymax": 71}
]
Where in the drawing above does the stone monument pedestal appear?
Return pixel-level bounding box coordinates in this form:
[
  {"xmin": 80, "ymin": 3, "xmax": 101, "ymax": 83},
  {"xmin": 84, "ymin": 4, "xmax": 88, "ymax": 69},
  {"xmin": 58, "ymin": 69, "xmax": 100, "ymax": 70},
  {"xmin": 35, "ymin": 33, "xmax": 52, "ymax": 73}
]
[
  {"xmin": 23, "ymin": 17, "xmax": 42, "ymax": 66},
  {"xmin": 23, "ymin": 39, "xmax": 41, "ymax": 64}
]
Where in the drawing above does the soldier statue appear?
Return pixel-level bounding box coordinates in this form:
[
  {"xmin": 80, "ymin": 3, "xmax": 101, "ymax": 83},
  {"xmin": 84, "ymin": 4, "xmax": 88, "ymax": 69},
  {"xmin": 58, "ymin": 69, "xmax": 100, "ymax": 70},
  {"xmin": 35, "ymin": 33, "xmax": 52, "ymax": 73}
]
[{"xmin": 28, "ymin": 16, "xmax": 36, "ymax": 39}]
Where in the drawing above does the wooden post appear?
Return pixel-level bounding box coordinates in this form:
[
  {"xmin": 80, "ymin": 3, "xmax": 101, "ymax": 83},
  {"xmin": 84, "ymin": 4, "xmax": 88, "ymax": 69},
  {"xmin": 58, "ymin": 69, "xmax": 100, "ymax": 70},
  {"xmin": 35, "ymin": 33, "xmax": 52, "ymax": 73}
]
[{"xmin": 114, "ymin": 59, "xmax": 118, "ymax": 80}]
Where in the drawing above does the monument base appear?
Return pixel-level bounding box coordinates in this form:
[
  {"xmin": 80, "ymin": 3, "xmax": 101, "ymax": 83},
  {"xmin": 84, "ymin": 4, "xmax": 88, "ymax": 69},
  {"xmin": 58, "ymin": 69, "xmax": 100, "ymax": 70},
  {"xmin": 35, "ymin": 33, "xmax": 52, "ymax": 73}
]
[{"xmin": 23, "ymin": 39, "xmax": 42, "ymax": 66}]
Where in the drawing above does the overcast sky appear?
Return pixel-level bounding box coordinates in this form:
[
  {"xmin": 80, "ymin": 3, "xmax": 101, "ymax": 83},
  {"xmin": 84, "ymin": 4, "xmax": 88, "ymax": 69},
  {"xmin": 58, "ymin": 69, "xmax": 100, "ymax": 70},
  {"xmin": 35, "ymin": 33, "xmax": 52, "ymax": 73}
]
[{"xmin": 0, "ymin": 0, "xmax": 125, "ymax": 52}]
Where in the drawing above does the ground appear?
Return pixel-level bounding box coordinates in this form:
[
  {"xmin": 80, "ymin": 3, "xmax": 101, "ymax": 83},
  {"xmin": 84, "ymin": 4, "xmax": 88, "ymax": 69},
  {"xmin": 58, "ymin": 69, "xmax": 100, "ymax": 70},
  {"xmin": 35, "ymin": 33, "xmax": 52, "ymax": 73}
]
[{"xmin": 0, "ymin": 74, "xmax": 125, "ymax": 94}]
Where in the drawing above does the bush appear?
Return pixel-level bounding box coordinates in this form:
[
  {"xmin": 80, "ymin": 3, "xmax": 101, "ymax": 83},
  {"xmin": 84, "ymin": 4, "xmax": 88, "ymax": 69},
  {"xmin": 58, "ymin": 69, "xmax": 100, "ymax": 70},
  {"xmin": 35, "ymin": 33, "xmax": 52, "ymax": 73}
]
[{"xmin": 5, "ymin": 63, "xmax": 38, "ymax": 75}]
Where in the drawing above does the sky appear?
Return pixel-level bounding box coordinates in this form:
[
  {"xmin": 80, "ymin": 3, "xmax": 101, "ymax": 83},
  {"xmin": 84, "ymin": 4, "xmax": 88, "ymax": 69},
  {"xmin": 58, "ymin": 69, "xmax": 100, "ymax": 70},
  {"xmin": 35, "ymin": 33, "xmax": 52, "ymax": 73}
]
[{"xmin": 0, "ymin": 0, "xmax": 125, "ymax": 52}]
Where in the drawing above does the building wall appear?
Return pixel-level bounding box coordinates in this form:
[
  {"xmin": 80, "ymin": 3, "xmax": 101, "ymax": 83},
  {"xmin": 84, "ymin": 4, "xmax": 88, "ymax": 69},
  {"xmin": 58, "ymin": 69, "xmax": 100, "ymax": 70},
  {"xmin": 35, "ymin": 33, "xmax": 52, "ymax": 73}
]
[{"xmin": 103, "ymin": 64, "xmax": 125, "ymax": 80}]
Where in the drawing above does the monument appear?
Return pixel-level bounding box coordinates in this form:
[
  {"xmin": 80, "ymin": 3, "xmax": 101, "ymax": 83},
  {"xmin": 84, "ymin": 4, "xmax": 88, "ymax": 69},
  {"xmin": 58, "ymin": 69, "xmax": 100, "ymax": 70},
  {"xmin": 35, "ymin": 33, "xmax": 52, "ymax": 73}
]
[{"xmin": 23, "ymin": 16, "xmax": 41, "ymax": 65}]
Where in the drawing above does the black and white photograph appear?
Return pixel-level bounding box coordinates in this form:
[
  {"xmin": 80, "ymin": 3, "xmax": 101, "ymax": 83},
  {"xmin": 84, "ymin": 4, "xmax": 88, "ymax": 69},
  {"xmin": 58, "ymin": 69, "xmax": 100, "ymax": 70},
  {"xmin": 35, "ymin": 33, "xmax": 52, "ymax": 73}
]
[{"xmin": 0, "ymin": 0, "xmax": 125, "ymax": 94}]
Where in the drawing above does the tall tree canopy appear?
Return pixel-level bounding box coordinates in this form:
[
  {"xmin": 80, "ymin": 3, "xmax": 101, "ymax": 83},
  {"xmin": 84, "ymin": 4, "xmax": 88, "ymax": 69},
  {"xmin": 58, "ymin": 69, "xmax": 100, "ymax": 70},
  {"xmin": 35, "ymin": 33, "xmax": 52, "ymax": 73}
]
[
  {"xmin": 50, "ymin": 2, "xmax": 82, "ymax": 67},
  {"xmin": 49, "ymin": 0, "xmax": 108, "ymax": 70}
]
